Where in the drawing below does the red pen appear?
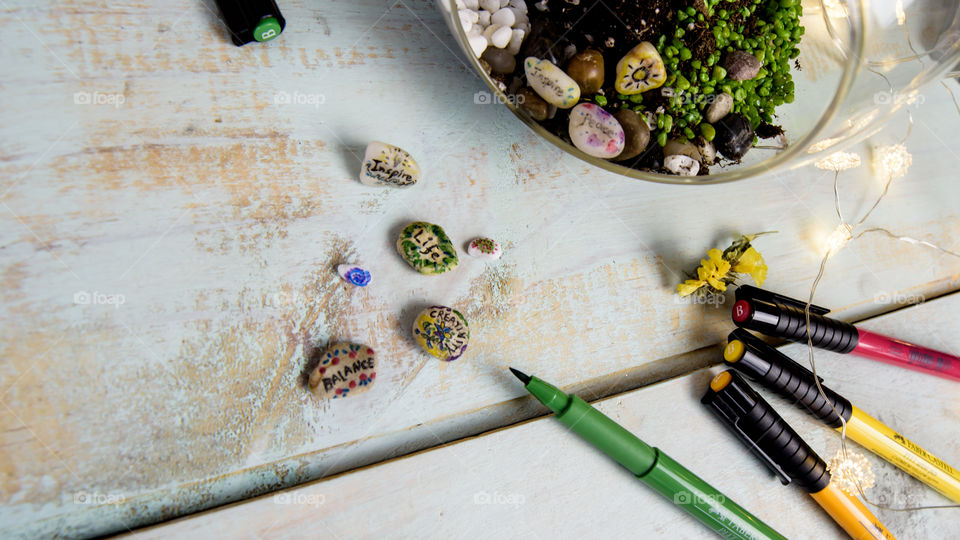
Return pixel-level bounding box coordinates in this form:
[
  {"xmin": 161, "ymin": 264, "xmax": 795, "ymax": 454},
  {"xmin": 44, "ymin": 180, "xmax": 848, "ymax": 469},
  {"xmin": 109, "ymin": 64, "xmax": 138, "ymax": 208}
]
[{"xmin": 731, "ymin": 285, "xmax": 960, "ymax": 382}]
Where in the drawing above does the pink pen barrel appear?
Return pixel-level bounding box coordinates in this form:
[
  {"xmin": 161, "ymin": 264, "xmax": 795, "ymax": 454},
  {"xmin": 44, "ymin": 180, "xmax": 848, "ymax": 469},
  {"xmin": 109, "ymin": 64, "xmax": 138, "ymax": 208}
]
[{"xmin": 854, "ymin": 329, "xmax": 960, "ymax": 382}]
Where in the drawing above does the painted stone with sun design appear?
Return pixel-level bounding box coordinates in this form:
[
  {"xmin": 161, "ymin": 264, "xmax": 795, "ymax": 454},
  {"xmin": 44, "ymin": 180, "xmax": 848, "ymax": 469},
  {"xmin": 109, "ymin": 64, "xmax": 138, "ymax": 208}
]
[
  {"xmin": 397, "ymin": 221, "xmax": 459, "ymax": 275},
  {"xmin": 308, "ymin": 342, "xmax": 377, "ymax": 399},
  {"xmin": 412, "ymin": 306, "xmax": 470, "ymax": 361}
]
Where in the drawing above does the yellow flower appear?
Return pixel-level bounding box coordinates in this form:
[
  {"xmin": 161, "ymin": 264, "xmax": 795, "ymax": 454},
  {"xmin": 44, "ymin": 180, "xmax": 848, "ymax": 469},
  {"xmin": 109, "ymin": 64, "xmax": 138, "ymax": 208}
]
[
  {"xmin": 733, "ymin": 246, "xmax": 768, "ymax": 286},
  {"xmin": 677, "ymin": 279, "xmax": 705, "ymax": 296},
  {"xmin": 677, "ymin": 249, "xmax": 732, "ymax": 295}
]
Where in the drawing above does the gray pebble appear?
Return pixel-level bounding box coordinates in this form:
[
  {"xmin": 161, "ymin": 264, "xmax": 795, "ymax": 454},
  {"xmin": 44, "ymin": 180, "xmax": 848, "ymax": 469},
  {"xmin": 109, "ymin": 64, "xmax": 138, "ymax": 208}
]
[{"xmin": 724, "ymin": 51, "xmax": 762, "ymax": 81}]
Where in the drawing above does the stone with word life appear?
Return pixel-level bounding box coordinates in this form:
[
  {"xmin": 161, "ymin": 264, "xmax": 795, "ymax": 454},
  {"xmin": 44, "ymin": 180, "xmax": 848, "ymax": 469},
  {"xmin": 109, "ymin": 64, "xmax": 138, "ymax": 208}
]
[
  {"xmin": 467, "ymin": 237, "xmax": 502, "ymax": 260},
  {"xmin": 359, "ymin": 141, "xmax": 421, "ymax": 187},
  {"xmin": 337, "ymin": 264, "xmax": 371, "ymax": 287},
  {"xmin": 309, "ymin": 343, "xmax": 377, "ymax": 399},
  {"xmin": 397, "ymin": 221, "xmax": 459, "ymax": 274},
  {"xmin": 412, "ymin": 306, "xmax": 470, "ymax": 361},
  {"xmin": 568, "ymin": 103, "xmax": 625, "ymax": 159},
  {"xmin": 524, "ymin": 57, "xmax": 580, "ymax": 109},
  {"xmin": 723, "ymin": 51, "xmax": 762, "ymax": 81},
  {"xmin": 614, "ymin": 42, "xmax": 667, "ymax": 95}
]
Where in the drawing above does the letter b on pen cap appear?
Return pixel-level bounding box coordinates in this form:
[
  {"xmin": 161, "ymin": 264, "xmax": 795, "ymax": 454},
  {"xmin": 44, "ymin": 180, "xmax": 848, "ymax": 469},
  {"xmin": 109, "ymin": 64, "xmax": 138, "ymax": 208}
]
[{"xmin": 215, "ymin": 0, "xmax": 286, "ymax": 46}]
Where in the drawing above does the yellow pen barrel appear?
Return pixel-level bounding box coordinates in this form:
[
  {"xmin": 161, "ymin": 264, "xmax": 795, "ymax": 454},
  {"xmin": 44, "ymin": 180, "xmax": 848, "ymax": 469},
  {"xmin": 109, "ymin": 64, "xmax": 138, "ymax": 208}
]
[
  {"xmin": 809, "ymin": 482, "xmax": 896, "ymax": 540},
  {"xmin": 843, "ymin": 406, "xmax": 960, "ymax": 503}
]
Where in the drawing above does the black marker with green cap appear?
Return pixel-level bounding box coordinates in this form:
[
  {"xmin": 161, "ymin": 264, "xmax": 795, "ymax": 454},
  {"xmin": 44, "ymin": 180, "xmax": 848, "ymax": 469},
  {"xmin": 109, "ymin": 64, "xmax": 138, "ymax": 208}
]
[{"xmin": 215, "ymin": 0, "xmax": 285, "ymax": 46}]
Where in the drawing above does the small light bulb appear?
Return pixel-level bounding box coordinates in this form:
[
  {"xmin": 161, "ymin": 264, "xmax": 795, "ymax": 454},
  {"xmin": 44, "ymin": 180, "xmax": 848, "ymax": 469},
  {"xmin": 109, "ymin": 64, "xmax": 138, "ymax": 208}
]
[
  {"xmin": 827, "ymin": 449, "xmax": 876, "ymax": 494},
  {"xmin": 815, "ymin": 151, "xmax": 862, "ymax": 171},
  {"xmin": 824, "ymin": 223, "xmax": 853, "ymax": 254},
  {"xmin": 872, "ymin": 144, "xmax": 912, "ymax": 180}
]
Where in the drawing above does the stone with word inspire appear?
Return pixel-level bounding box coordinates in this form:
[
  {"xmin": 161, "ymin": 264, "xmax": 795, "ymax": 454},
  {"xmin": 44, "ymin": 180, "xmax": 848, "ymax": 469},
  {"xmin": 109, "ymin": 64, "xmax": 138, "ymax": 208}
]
[
  {"xmin": 309, "ymin": 343, "xmax": 377, "ymax": 399},
  {"xmin": 359, "ymin": 141, "xmax": 421, "ymax": 187},
  {"xmin": 412, "ymin": 306, "xmax": 470, "ymax": 361},
  {"xmin": 467, "ymin": 237, "xmax": 502, "ymax": 260},
  {"xmin": 397, "ymin": 221, "xmax": 459, "ymax": 274},
  {"xmin": 524, "ymin": 57, "xmax": 580, "ymax": 109},
  {"xmin": 614, "ymin": 42, "xmax": 667, "ymax": 95},
  {"xmin": 568, "ymin": 103, "xmax": 625, "ymax": 158},
  {"xmin": 337, "ymin": 264, "xmax": 371, "ymax": 287}
]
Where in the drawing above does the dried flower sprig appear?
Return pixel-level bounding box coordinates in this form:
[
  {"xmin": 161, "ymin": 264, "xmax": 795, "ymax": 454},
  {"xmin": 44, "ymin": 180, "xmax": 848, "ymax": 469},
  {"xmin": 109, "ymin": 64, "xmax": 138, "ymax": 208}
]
[{"xmin": 676, "ymin": 232, "xmax": 776, "ymax": 297}]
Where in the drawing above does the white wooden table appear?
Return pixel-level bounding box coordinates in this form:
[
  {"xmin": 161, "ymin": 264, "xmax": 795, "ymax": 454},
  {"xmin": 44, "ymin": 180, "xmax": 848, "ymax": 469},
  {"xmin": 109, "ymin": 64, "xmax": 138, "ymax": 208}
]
[{"xmin": 1, "ymin": 1, "xmax": 959, "ymax": 538}]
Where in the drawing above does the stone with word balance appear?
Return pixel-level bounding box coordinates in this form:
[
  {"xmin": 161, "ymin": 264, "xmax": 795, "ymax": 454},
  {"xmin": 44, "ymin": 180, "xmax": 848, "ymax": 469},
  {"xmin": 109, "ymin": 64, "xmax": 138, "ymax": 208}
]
[{"xmin": 309, "ymin": 343, "xmax": 377, "ymax": 399}]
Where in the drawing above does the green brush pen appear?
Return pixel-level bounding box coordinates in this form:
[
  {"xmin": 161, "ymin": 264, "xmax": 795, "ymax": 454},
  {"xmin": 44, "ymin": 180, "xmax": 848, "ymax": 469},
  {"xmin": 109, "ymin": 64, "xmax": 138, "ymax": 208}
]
[{"xmin": 510, "ymin": 368, "xmax": 785, "ymax": 540}]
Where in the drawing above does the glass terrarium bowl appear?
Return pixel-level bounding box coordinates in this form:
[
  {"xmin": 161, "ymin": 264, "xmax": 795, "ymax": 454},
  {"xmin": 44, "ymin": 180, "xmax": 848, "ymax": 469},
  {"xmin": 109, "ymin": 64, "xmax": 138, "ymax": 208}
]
[{"xmin": 437, "ymin": 0, "xmax": 960, "ymax": 185}]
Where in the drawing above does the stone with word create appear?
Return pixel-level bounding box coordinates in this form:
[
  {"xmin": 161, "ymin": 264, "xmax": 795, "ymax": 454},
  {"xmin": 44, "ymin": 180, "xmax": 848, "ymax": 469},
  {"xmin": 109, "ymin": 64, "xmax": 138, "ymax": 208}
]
[
  {"xmin": 397, "ymin": 221, "xmax": 459, "ymax": 275},
  {"xmin": 413, "ymin": 306, "xmax": 470, "ymax": 361},
  {"xmin": 524, "ymin": 57, "xmax": 581, "ymax": 109},
  {"xmin": 309, "ymin": 343, "xmax": 377, "ymax": 399},
  {"xmin": 337, "ymin": 264, "xmax": 371, "ymax": 287},
  {"xmin": 359, "ymin": 141, "xmax": 421, "ymax": 187},
  {"xmin": 568, "ymin": 103, "xmax": 625, "ymax": 158},
  {"xmin": 615, "ymin": 42, "xmax": 667, "ymax": 95},
  {"xmin": 467, "ymin": 237, "xmax": 503, "ymax": 260}
]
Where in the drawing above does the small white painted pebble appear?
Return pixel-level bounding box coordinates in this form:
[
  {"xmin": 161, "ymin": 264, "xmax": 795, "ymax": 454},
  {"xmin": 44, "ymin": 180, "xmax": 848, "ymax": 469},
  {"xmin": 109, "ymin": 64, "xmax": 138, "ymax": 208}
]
[
  {"xmin": 524, "ymin": 57, "xmax": 581, "ymax": 109},
  {"xmin": 568, "ymin": 103, "xmax": 625, "ymax": 159},
  {"xmin": 464, "ymin": 0, "xmax": 479, "ymax": 9},
  {"xmin": 359, "ymin": 141, "xmax": 421, "ymax": 187},
  {"xmin": 492, "ymin": 7, "xmax": 517, "ymax": 27},
  {"xmin": 664, "ymin": 154, "xmax": 700, "ymax": 176},
  {"xmin": 510, "ymin": 0, "xmax": 527, "ymax": 14},
  {"xmin": 483, "ymin": 24, "xmax": 511, "ymax": 48},
  {"xmin": 467, "ymin": 237, "xmax": 503, "ymax": 260},
  {"xmin": 458, "ymin": 11, "xmax": 473, "ymax": 32},
  {"xmin": 479, "ymin": 0, "xmax": 499, "ymax": 12}
]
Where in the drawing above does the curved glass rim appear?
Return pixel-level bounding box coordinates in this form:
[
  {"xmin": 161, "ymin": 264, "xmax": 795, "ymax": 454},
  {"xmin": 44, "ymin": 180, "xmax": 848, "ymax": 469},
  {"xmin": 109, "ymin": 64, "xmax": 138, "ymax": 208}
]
[{"xmin": 442, "ymin": 0, "xmax": 864, "ymax": 185}]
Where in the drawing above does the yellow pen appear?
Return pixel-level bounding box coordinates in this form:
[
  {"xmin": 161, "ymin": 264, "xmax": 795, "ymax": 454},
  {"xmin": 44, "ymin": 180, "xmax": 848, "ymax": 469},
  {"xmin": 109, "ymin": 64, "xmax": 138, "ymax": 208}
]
[
  {"xmin": 704, "ymin": 371, "xmax": 896, "ymax": 540},
  {"xmin": 724, "ymin": 328, "xmax": 960, "ymax": 503}
]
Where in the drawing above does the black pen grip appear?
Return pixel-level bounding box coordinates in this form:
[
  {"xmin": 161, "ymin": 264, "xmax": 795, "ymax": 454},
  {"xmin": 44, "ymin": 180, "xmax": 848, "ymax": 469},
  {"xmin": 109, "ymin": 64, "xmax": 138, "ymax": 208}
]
[{"xmin": 740, "ymin": 298, "xmax": 859, "ymax": 353}]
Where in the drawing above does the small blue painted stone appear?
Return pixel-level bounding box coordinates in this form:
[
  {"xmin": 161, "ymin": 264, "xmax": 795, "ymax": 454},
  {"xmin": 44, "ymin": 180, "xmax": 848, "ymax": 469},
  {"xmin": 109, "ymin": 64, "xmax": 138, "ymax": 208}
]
[{"xmin": 337, "ymin": 264, "xmax": 371, "ymax": 287}]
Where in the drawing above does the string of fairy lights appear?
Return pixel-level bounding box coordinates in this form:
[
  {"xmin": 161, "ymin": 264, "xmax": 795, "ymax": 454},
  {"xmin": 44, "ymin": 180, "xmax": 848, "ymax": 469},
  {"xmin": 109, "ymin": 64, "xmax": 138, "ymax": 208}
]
[{"xmin": 800, "ymin": 0, "xmax": 960, "ymax": 512}]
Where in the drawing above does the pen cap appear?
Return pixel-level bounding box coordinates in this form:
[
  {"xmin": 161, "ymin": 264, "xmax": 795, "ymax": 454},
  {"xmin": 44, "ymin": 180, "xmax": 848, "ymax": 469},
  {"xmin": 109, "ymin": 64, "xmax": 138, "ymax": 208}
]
[
  {"xmin": 215, "ymin": 0, "xmax": 286, "ymax": 46},
  {"xmin": 725, "ymin": 329, "xmax": 853, "ymax": 429},
  {"xmin": 702, "ymin": 371, "xmax": 831, "ymax": 493},
  {"xmin": 733, "ymin": 285, "xmax": 858, "ymax": 354}
]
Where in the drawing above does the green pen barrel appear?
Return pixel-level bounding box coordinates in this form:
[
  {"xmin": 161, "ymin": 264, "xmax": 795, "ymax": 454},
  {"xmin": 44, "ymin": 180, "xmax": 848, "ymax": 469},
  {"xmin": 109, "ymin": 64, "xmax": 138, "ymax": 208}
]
[{"xmin": 557, "ymin": 395, "xmax": 786, "ymax": 540}]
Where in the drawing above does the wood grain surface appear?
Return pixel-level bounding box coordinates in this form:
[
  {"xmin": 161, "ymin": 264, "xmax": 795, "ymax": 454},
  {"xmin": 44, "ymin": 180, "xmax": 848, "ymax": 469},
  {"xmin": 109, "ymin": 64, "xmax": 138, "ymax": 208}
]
[
  {"xmin": 1, "ymin": 0, "xmax": 959, "ymax": 538},
  {"xmin": 134, "ymin": 293, "xmax": 960, "ymax": 539}
]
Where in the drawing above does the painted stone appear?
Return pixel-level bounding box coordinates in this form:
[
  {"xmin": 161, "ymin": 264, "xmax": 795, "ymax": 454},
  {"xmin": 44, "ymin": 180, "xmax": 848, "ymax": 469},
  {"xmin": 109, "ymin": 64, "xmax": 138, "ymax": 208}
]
[
  {"xmin": 309, "ymin": 343, "xmax": 377, "ymax": 399},
  {"xmin": 397, "ymin": 221, "xmax": 459, "ymax": 274},
  {"xmin": 337, "ymin": 264, "xmax": 371, "ymax": 287},
  {"xmin": 412, "ymin": 306, "xmax": 470, "ymax": 361},
  {"xmin": 568, "ymin": 103, "xmax": 625, "ymax": 159},
  {"xmin": 359, "ymin": 141, "xmax": 421, "ymax": 187},
  {"xmin": 524, "ymin": 57, "xmax": 581, "ymax": 109},
  {"xmin": 614, "ymin": 42, "xmax": 667, "ymax": 95},
  {"xmin": 467, "ymin": 237, "xmax": 502, "ymax": 260}
]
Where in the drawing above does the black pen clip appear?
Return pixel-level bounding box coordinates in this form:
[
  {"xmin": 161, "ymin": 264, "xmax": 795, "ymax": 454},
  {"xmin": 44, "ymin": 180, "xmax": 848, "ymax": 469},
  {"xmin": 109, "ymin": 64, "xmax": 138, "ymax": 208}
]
[
  {"xmin": 735, "ymin": 285, "xmax": 831, "ymax": 316},
  {"xmin": 702, "ymin": 374, "xmax": 792, "ymax": 486}
]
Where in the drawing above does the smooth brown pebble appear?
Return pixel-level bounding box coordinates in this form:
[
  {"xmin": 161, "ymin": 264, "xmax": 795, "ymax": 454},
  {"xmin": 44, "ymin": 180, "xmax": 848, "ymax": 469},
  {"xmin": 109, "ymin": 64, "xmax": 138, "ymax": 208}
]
[
  {"xmin": 482, "ymin": 47, "xmax": 516, "ymax": 74},
  {"xmin": 663, "ymin": 139, "xmax": 701, "ymax": 161},
  {"xmin": 565, "ymin": 49, "xmax": 605, "ymax": 94},
  {"xmin": 517, "ymin": 87, "xmax": 549, "ymax": 121},
  {"xmin": 613, "ymin": 109, "xmax": 650, "ymax": 161},
  {"xmin": 724, "ymin": 51, "xmax": 762, "ymax": 81}
]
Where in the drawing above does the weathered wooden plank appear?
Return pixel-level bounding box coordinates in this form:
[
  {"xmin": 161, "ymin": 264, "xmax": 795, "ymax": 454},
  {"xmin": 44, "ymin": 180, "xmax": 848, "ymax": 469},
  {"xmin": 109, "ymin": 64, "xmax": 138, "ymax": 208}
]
[{"xmin": 132, "ymin": 292, "xmax": 960, "ymax": 539}]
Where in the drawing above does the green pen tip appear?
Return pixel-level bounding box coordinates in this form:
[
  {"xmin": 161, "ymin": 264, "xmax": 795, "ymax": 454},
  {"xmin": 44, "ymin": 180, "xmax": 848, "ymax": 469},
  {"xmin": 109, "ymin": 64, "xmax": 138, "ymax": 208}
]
[{"xmin": 509, "ymin": 367, "xmax": 531, "ymax": 385}]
